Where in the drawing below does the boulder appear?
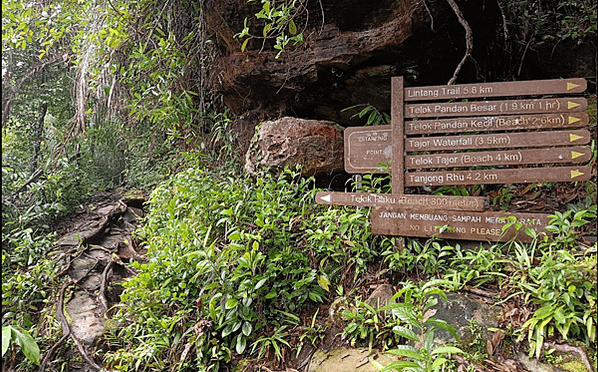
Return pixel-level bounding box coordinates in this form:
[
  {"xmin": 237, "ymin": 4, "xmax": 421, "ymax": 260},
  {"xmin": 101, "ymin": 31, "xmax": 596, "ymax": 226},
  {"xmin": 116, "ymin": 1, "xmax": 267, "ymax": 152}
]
[
  {"xmin": 245, "ymin": 117, "xmax": 344, "ymax": 176},
  {"xmin": 365, "ymin": 284, "xmax": 395, "ymax": 311}
]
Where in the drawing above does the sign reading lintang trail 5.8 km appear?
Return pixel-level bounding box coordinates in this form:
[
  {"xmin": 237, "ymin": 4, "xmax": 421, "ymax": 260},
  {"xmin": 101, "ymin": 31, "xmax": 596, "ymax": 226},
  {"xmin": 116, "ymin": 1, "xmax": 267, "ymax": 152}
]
[{"xmin": 319, "ymin": 77, "xmax": 591, "ymax": 242}]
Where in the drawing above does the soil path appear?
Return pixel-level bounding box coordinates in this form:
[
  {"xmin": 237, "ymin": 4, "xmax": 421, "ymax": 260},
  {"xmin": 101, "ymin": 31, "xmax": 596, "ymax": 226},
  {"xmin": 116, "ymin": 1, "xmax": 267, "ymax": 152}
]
[{"xmin": 41, "ymin": 191, "xmax": 147, "ymax": 372}]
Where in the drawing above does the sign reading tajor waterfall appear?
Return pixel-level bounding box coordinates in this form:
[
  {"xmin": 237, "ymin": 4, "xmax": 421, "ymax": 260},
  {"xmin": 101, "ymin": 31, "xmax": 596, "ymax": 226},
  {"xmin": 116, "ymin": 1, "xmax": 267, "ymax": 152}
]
[{"xmin": 317, "ymin": 77, "xmax": 591, "ymax": 242}]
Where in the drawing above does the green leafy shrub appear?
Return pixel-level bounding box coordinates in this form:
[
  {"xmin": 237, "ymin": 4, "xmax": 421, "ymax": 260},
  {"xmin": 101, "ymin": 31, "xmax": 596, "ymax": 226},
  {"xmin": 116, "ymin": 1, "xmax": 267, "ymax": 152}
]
[
  {"xmin": 235, "ymin": 0, "xmax": 305, "ymax": 58},
  {"xmin": 336, "ymin": 282, "xmax": 462, "ymax": 371},
  {"xmin": 107, "ymin": 160, "xmax": 381, "ymax": 370}
]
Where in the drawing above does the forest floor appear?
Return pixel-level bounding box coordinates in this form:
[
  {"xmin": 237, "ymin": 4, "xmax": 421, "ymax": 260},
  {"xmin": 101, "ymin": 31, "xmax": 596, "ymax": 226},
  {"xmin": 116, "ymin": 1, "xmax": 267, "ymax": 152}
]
[
  {"xmin": 42, "ymin": 190, "xmax": 148, "ymax": 372},
  {"xmin": 44, "ymin": 188, "xmax": 596, "ymax": 372}
]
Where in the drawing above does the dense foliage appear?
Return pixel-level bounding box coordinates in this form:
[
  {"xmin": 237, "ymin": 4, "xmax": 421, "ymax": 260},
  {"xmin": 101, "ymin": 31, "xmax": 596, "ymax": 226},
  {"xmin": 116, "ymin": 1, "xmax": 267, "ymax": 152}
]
[
  {"xmin": 2, "ymin": 0, "xmax": 597, "ymax": 371},
  {"xmin": 106, "ymin": 160, "xmax": 380, "ymax": 370},
  {"xmin": 101, "ymin": 154, "xmax": 595, "ymax": 371}
]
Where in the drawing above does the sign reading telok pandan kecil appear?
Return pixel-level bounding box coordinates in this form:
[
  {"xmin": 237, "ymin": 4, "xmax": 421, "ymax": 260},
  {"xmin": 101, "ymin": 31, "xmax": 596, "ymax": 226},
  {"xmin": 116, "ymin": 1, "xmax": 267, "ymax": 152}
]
[{"xmin": 319, "ymin": 77, "xmax": 591, "ymax": 242}]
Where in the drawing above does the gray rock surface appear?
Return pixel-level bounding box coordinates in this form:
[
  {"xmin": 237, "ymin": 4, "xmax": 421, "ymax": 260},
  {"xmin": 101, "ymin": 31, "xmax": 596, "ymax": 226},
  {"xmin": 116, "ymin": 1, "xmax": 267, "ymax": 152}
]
[
  {"xmin": 429, "ymin": 292, "xmax": 501, "ymax": 344},
  {"xmin": 309, "ymin": 348, "xmax": 401, "ymax": 372},
  {"xmin": 66, "ymin": 292, "xmax": 105, "ymax": 346}
]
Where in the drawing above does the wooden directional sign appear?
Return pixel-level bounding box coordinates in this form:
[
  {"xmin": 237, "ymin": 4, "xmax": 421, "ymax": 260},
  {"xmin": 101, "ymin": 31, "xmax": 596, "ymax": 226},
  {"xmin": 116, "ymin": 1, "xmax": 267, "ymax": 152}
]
[
  {"xmin": 405, "ymin": 129, "xmax": 590, "ymax": 152},
  {"xmin": 404, "ymin": 78, "xmax": 587, "ymax": 101},
  {"xmin": 348, "ymin": 146, "xmax": 590, "ymax": 173},
  {"xmin": 371, "ymin": 207, "xmax": 551, "ymax": 242},
  {"xmin": 327, "ymin": 77, "xmax": 590, "ymax": 242},
  {"xmin": 406, "ymin": 147, "xmax": 592, "ymax": 169},
  {"xmin": 405, "ymin": 113, "xmax": 589, "ymax": 135},
  {"xmin": 405, "ymin": 166, "xmax": 591, "ymax": 186},
  {"xmin": 345, "ymin": 117, "xmax": 590, "ymax": 173},
  {"xmin": 405, "ymin": 98, "xmax": 587, "ymax": 118},
  {"xmin": 315, "ymin": 191, "xmax": 486, "ymax": 211}
]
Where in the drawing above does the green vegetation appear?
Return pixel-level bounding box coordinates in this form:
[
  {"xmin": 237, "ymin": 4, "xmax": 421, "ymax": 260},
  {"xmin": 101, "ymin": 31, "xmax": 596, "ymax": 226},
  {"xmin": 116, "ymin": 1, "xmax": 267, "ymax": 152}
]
[
  {"xmin": 373, "ymin": 288, "xmax": 464, "ymax": 372},
  {"xmin": 104, "ymin": 161, "xmax": 381, "ymax": 370},
  {"xmin": 2, "ymin": 325, "xmax": 40, "ymax": 366},
  {"xmin": 235, "ymin": 0, "xmax": 305, "ymax": 58},
  {"xmin": 2, "ymin": 0, "xmax": 597, "ymax": 371}
]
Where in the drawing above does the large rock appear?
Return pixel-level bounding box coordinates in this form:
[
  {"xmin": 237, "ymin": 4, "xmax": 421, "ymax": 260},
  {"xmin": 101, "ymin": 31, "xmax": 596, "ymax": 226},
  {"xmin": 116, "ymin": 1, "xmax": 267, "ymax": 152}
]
[{"xmin": 245, "ymin": 117, "xmax": 344, "ymax": 176}]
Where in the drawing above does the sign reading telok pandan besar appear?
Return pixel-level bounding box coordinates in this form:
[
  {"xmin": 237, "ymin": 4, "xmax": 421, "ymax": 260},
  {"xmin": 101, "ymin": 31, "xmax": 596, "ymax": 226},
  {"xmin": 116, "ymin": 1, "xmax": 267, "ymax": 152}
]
[{"xmin": 325, "ymin": 77, "xmax": 592, "ymax": 242}]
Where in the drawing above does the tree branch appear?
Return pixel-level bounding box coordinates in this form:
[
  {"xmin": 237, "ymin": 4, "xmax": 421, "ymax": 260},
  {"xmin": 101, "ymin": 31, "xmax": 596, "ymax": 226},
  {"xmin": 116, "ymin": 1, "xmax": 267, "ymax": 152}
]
[{"xmin": 446, "ymin": 0, "xmax": 473, "ymax": 85}]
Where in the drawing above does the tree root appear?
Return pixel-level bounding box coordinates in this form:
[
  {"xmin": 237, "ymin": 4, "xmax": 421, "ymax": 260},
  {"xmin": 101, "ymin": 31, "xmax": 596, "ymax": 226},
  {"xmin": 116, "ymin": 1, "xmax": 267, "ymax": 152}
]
[
  {"xmin": 446, "ymin": 0, "xmax": 473, "ymax": 85},
  {"xmin": 39, "ymin": 278, "xmax": 103, "ymax": 371},
  {"xmin": 98, "ymin": 259, "xmax": 114, "ymax": 313},
  {"xmin": 544, "ymin": 342, "xmax": 594, "ymax": 372}
]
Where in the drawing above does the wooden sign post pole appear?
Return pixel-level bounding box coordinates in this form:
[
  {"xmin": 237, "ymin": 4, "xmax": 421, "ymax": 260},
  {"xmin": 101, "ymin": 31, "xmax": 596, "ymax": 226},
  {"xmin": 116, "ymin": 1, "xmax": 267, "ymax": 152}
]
[{"xmin": 391, "ymin": 77, "xmax": 404, "ymax": 195}]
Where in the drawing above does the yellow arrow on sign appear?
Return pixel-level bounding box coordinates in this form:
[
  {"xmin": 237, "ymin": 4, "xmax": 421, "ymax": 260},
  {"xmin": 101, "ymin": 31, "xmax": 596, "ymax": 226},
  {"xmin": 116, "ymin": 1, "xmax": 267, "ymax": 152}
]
[
  {"xmin": 571, "ymin": 170, "xmax": 584, "ymax": 179},
  {"xmin": 569, "ymin": 133, "xmax": 584, "ymax": 142},
  {"xmin": 567, "ymin": 82, "xmax": 580, "ymax": 90},
  {"xmin": 568, "ymin": 101, "xmax": 580, "ymax": 110},
  {"xmin": 568, "ymin": 116, "xmax": 581, "ymax": 125},
  {"xmin": 571, "ymin": 151, "xmax": 584, "ymax": 160}
]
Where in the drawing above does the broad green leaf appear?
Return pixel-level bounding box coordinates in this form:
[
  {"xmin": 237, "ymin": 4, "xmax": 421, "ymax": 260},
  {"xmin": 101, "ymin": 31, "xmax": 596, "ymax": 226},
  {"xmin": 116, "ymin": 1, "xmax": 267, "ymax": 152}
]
[
  {"xmin": 242, "ymin": 321, "xmax": 252, "ymax": 337},
  {"xmin": 392, "ymin": 325, "xmax": 419, "ymax": 342},
  {"xmin": 288, "ymin": 20, "xmax": 297, "ymax": 35},
  {"xmin": 241, "ymin": 38, "xmax": 249, "ymax": 52},
  {"xmin": 431, "ymin": 346, "xmax": 463, "ymax": 355},
  {"xmin": 12, "ymin": 327, "xmax": 40, "ymax": 365},
  {"xmin": 367, "ymin": 111, "xmax": 377, "ymax": 125},
  {"xmin": 225, "ymin": 298, "xmax": 238, "ymax": 309},
  {"xmin": 236, "ymin": 334, "xmax": 247, "ymax": 354},
  {"xmin": 386, "ymin": 345, "xmax": 424, "ymax": 360},
  {"xmin": 318, "ymin": 275, "xmax": 330, "ymax": 292},
  {"xmin": 381, "ymin": 360, "xmax": 420, "ymax": 372},
  {"xmin": 255, "ymin": 277, "xmax": 268, "ymax": 290},
  {"xmin": 2, "ymin": 326, "xmax": 11, "ymax": 357},
  {"xmin": 265, "ymin": 290, "xmax": 277, "ymax": 299},
  {"xmin": 432, "ymin": 357, "xmax": 448, "ymax": 369}
]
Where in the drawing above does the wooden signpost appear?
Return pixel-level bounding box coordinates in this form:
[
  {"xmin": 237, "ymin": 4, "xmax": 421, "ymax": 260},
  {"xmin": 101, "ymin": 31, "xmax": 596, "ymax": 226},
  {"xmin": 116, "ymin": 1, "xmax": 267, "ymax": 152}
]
[{"xmin": 319, "ymin": 77, "xmax": 591, "ymax": 242}]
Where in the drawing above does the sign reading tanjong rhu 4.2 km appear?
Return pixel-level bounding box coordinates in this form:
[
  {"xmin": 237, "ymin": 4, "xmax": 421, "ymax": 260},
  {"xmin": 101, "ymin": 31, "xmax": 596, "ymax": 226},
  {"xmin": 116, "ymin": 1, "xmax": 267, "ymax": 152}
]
[{"xmin": 316, "ymin": 77, "xmax": 591, "ymax": 242}]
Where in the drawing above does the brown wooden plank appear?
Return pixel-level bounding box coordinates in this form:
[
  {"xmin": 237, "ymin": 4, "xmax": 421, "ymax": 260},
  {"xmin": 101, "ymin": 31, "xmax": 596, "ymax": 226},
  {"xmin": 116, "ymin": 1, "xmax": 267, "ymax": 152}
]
[
  {"xmin": 404, "ymin": 78, "xmax": 587, "ymax": 101},
  {"xmin": 315, "ymin": 191, "xmax": 486, "ymax": 211},
  {"xmin": 391, "ymin": 77, "xmax": 405, "ymax": 195},
  {"xmin": 346, "ymin": 141, "xmax": 591, "ymax": 173},
  {"xmin": 405, "ymin": 166, "xmax": 591, "ymax": 186},
  {"xmin": 405, "ymin": 98, "xmax": 587, "ymax": 118},
  {"xmin": 405, "ymin": 130, "xmax": 590, "ymax": 152},
  {"xmin": 405, "ymin": 113, "xmax": 589, "ymax": 135},
  {"xmin": 344, "ymin": 124, "xmax": 591, "ymax": 173},
  {"xmin": 406, "ymin": 147, "xmax": 591, "ymax": 169},
  {"xmin": 371, "ymin": 207, "xmax": 551, "ymax": 242},
  {"xmin": 344, "ymin": 125, "xmax": 392, "ymax": 173}
]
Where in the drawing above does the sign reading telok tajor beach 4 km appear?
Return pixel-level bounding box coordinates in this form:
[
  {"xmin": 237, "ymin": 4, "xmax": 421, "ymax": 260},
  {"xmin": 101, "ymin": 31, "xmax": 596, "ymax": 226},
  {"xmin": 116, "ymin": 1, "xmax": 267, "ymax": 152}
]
[{"xmin": 319, "ymin": 77, "xmax": 591, "ymax": 242}]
